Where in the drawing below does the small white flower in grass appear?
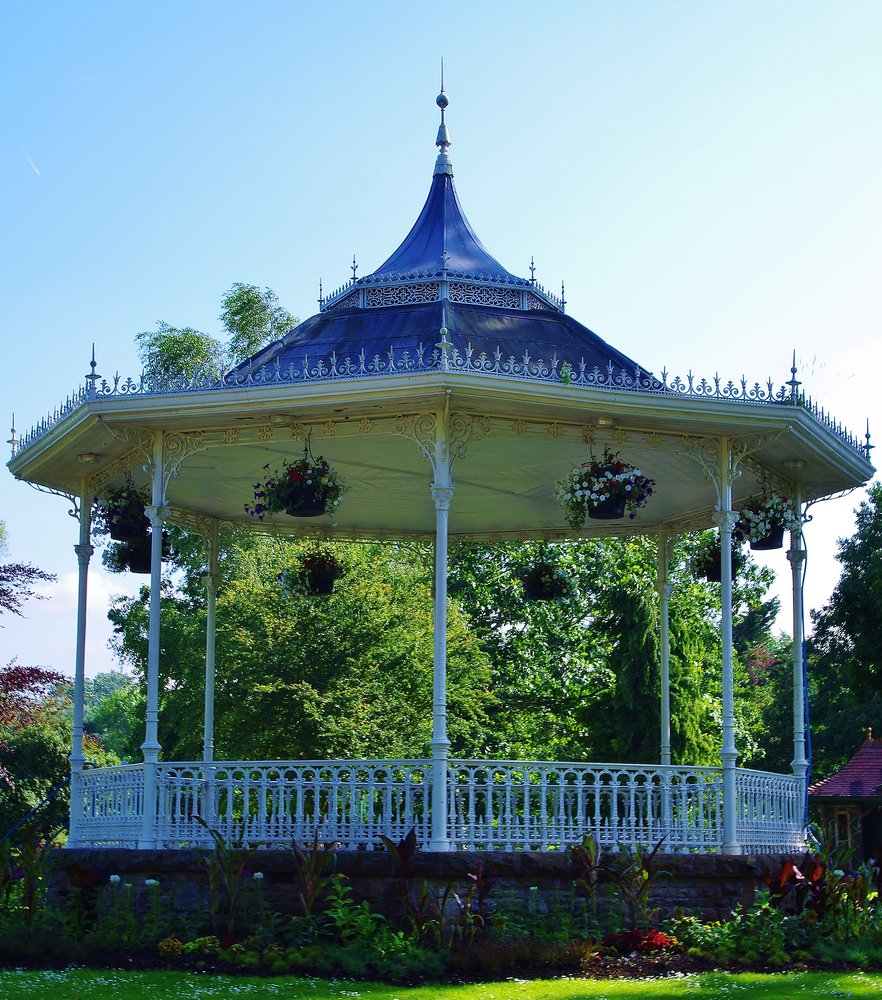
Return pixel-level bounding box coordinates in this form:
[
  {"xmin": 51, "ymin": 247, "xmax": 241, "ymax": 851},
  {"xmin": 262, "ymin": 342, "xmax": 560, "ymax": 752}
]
[
  {"xmin": 253, "ymin": 871, "xmax": 265, "ymax": 880},
  {"xmin": 145, "ymin": 878, "xmax": 159, "ymax": 886},
  {"xmin": 109, "ymin": 874, "xmax": 121, "ymax": 883}
]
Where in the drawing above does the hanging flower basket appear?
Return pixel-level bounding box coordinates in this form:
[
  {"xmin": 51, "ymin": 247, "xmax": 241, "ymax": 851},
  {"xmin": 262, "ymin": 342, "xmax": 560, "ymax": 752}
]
[
  {"xmin": 692, "ymin": 532, "xmax": 746, "ymax": 583},
  {"xmin": 105, "ymin": 532, "xmax": 171, "ymax": 574},
  {"xmin": 520, "ymin": 561, "xmax": 573, "ymax": 601},
  {"xmin": 93, "ymin": 484, "xmax": 149, "ymax": 541},
  {"xmin": 737, "ymin": 494, "xmax": 800, "ymax": 551},
  {"xmin": 278, "ymin": 550, "xmax": 345, "ymax": 596},
  {"xmin": 245, "ymin": 453, "xmax": 345, "ymax": 520},
  {"xmin": 556, "ymin": 449, "xmax": 655, "ymax": 529}
]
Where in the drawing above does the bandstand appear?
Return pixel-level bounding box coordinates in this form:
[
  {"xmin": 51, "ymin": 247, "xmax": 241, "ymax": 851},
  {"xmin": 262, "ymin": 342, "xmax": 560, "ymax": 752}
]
[{"xmin": 7, "ymin": 89, "xmax": 874, "ymax": 857}]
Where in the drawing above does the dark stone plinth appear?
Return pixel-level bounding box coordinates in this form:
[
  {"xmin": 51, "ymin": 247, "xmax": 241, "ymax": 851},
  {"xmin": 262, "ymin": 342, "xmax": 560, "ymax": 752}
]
[{"xmin": 49, "ymin": 849, "xmax": 793, "ymax": 924}]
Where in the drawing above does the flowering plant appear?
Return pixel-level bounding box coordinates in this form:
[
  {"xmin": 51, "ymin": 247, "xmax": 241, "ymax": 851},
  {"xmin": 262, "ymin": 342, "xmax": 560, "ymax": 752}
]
[
  {"xmin": 737, "ymin": 494, "xmax": 800, "ymax": 544},
  {"xmin": 92, "ymin": 482, "xmax": 149, "ymax": 540},
  {"xmin": 691, "ymin": 531, "xmax": 746, "ymax": 582},
  {"xmin": 278, "ymin": 550, "xmax": 345, "ymax": 596},
  {"xmin": 520, "ymin": 561, "xmax": 573, "ymax": 600},
  {"xmin": 556, "ymin": 449, "xmax": 655, "ymax": 528},
  {"xmin": 245, "ymin": 455, "xmax": 344, "ymax": 520}
]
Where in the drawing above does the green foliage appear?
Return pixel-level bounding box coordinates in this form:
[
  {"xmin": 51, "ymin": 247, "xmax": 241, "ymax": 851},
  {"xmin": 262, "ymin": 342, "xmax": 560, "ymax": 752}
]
[
  {"xmin": 136, "ymin": 322, "xmax": 225, "ymax": 383},
  {"xmin": 194, "ymin": 816, "xmax": 257, "ymax": 937},
  {"xmin": 109, "ymin": 538, "xmax": 494, "ymax": 761},
  {"xmin": 810, "ymin": 482, "xmax": 882, "ymax": 775},
  {"xmin": 220, "ymin": 283, "xmax": 297, "ymax": 363},
  {"xmin": 0, "ymin": 680, "xmax": 118, "ymax": 837}
]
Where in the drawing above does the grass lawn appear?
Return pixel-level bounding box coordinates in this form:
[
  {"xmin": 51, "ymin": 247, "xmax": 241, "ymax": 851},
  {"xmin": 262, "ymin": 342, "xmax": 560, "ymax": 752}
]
[{"xmin": 1, "ymin": 970, "xmax": 882, "ymax": 1000}]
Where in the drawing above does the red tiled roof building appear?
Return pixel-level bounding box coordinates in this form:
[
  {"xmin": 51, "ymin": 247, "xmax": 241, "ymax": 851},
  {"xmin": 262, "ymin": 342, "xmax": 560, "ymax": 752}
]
[{"xmin": 809, "ymin": 730, "xmax": 882, "ymax": 861}]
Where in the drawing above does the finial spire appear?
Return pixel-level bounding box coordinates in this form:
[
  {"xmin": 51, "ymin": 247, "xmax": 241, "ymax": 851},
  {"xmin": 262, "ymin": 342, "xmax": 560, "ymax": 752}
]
[
  {"xmin": 7, "ymin": 413, "xmax": 19, "ymax": 457},
  {"xmin": 85, "ymin": 343, "xmax": 101, "ymax": 395},
  {"xmin": 786, "ymin": 350, "xmax": 801, "ymax": 403},
  {"xmin": 434, "ymin": 61, "xmax": 453, "ymax": 177}
]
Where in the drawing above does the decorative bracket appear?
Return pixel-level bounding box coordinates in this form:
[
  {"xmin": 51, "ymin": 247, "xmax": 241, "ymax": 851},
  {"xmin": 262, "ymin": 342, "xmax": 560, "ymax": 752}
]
[
  {"xmin": 682, "ymin": 430, "xmax": 786, "ymax": 507},
  {"xmin": 449, "ymin": 414, "xmax": 492, "ymax": 466}
]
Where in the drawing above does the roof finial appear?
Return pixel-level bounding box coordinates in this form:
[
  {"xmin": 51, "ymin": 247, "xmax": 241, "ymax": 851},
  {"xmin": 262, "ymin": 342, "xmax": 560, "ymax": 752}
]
[
  {"xmin": 434, "ymin": 60, "xmax": 453, "ymax": 177},
  {"xmin": 351, "ymin": 254, "xmax": 358, "ymax": 282},
  {"xmin": 865, "ymin": 419, "xmax": 873, "ymax": 462},
  {"xmin": 85, "ymin": 343, "xmax": 101, "ymax": 395},
  {"xmin": 7, "ymin": 413, "xmax": 19, "ymax": 457},
  {"xmin": 529, "ymin": 256, "xmax": 536, "ymax": 284},
  {"xmin": 787, "ymin": 350, "xmax": 801, "ymax": 403},
  {"xmin": 318, "ymin": 279, "xmax": 324, "ymax": 310}
]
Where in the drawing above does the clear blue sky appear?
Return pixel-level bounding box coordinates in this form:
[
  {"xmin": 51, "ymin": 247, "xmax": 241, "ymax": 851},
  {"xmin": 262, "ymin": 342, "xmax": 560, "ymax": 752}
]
[{"xmin": 2, "ymin": 1, "xmax": 880, "ymax": 678}]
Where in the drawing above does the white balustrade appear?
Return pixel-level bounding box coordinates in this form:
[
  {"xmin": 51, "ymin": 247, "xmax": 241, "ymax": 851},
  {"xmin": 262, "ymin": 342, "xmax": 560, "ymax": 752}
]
[
  {"xmin": 735, "ymin": 768, "xmax": 805, "ymax": 854},
  {"xmin": 72, "ymin": 759, "xmax": 805, "ymax": 853},
  {"xmin": 156, "ymin": 761, "xmax": 430, "ymax": 849},
  {"xmin": 78, "ymin": 763, "xmax": 145, "ymax": 846},
  {"xmin": 449, "ymin": 761, "xmax": 722, "ymax": 852}
]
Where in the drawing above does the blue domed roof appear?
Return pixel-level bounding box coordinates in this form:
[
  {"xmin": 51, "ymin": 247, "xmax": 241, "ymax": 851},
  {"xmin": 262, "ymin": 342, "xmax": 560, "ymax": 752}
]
[
  {"xmin": 367, "ymin": 169, "xmax": 524, "ymax": 285},
  {"xmin": 234, "ymin": 92, "xmax": 650, "ymax": 384}
]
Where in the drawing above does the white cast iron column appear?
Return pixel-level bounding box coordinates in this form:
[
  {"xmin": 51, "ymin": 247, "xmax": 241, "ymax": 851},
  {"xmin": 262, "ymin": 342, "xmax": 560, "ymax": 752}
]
[
  {"xmin": 713, "ymin": 438, "xmax": 741, "ymax": 854},
  {"xmin": 68, "ymin": 483, "xmax": 93, "ymax": 847},
  {"xmin": 203, "ymin": 520, "xmax": 219, "ymax": 764},
  {"xmin": 140, "ymin": 432, "xmax": 169, "ymax": 849},
  {"xmin": 429, "ymin": 482, "xmax": 453, "ymax": 851},
  {"xmin": 788, "ymin": 489, "xmax": 808, "ymax": 781},
  {"xmin": 657, "ymin": 531, "xmax": 673, "ymax": 767}
]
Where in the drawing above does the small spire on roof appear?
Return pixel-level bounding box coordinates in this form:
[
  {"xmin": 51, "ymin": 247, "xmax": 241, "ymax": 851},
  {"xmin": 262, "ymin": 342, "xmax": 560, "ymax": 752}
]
[
  {"xmin": 7, "ymin": 414, "xmax": 19, "ymax": 456},
  {"xmin": 434, "ymin": 60, "xmax": 453, "ymax": 177},
  {"xmin": 351, "ymin": 255, "xmax": 358, "ymax": 282},
  {"xmin": 85, "ymin": 343, "xmax": 101, "ymax": 395}
]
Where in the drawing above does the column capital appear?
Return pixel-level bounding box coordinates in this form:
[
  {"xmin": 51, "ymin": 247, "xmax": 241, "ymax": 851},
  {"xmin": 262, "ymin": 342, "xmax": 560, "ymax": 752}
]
[
  {"xmin": 145, "ymin": 503, "xmax": 171, "ymax": 526},
  {"xmin": 787, "ymin": 548, "xmax": 807, "ymax": 566},
  {"xmin": 74, "ymin": 542, "xmax": 94, "ymax": 564},
  {"xmin": 430, "ymin": 485, "xmax": 455, "ymax": 511},
  {"xmin": 711, "ymin": 510, "xmax": 739, "ymax": 533},
  {"xmin": 202, "ymin": 571, "xmax": 221, "ymax": 590}
]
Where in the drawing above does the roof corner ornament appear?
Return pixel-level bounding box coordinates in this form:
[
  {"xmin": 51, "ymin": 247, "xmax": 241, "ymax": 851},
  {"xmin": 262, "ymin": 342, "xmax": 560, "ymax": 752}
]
[
  {"xmin": 786, "ymin": 350, "xmax": 801, "ymax": 403},
  {"xmin": 865, "ymin": 419, "xmax": 873, "ymax": 463},
  {"xmin": 7, "ymin": 413, "xmax": 19, "ymax": 457},
  {"xmin": 529, "ymin": 256, "xmax": 536, "ymax": 285},
  {"xmin": 560, "ymin": 281, "xmax": 567, "ymax": 314},
  {"xmin": 434, "ymin": 62, "xmax": 453, "ymax": 177},
  {"xmin": 436, "ymin": 303, "xmax": 453, "ymax": 371},
  {"xmin": 318, "ymin": 279, "xmax": 325, "ymax": 311},
  {"xmin": 85, "ymin": 343, "xmax": 101, "ymax": 396},
  {"xmin": 351, "ymin": 255, "xmax": 358, "ymax": 282}
]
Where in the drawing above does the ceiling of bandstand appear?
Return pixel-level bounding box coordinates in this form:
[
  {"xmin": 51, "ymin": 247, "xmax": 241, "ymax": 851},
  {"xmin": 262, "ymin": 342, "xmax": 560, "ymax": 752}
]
[{"xmin": 9, "ymin": 375, "xmax": 872, "ymax": 541}]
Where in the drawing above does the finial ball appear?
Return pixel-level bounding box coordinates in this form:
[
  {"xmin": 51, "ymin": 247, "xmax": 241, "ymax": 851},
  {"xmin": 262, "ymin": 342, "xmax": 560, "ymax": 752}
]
[{"xmin": 436, "ymin": 92, "xmax": 449, "ymax": 109}]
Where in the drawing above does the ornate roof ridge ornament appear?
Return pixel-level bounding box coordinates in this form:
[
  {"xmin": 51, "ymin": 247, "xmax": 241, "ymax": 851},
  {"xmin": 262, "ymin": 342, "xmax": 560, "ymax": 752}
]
[{"xmin": 434, "ymin": 60, "xmax": 453, "ymax": 177}]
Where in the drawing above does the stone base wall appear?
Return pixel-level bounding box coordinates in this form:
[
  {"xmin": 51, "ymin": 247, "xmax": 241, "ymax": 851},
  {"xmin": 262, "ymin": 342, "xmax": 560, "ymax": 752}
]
[{"xmin": 49, "ymin": 849, "xmax": 790, "ymax": 927}]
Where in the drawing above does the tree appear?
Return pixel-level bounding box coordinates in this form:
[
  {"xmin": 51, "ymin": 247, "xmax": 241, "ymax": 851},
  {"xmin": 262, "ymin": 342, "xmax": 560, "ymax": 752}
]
[
  {"xmin": 809, "ymin": 482, "xmax": 882, "ymax": 775},
  {"xmin": 136, "ymin": 322, "xmax": 225, "ymax": 383},
  {"xmin": 220, "ymin": 283, "xmax": 297, "ymax": 362},
  {"xmin": 0, "ymin": 563, "xmax": 56, "ymax": 622},
  {"xmin": 134, "ymin": 284, "xmax": 297, "ymax": 387},
  {"xmin": 108, "ymin": 538, "xmax": 494, "ymax": 761},
  {"xmin": 82, "ymin": 671, "xmax": 142, "ymax": 760},
  {"xmin": 0, "ymin": 679, "xmax": 118, "ymax": 837}
]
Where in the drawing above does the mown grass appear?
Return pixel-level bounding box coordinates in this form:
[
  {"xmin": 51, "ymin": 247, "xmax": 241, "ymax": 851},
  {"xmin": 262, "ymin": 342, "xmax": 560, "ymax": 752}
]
[{"xmin": 2, "ymin": 969, "xmax": 882, "ymax": 1000}]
